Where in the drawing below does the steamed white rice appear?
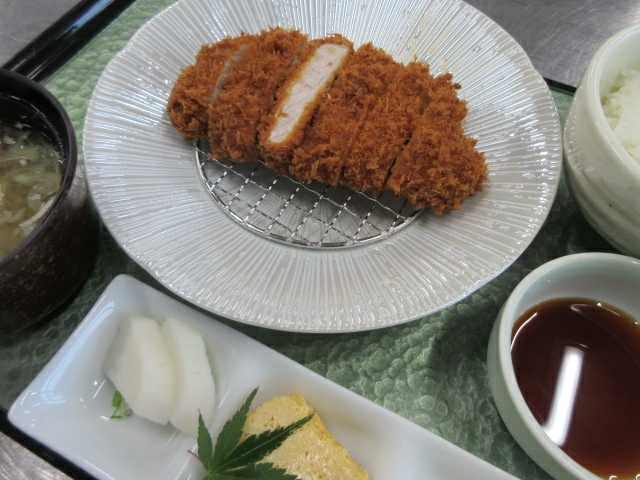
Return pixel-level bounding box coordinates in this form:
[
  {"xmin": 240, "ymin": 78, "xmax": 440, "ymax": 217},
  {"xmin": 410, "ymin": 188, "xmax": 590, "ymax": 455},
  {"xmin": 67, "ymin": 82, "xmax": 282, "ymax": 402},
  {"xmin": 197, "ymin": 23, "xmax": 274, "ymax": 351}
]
[{"xmin": 602, "ymin": 68, "xmax": 640, "ymax": 164}]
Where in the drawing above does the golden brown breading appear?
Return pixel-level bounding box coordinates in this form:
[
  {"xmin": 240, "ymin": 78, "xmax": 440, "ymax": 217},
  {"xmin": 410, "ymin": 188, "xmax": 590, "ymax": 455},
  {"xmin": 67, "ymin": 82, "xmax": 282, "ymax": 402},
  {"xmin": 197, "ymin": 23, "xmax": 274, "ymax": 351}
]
[
  {"xmin": 288, "ymin": 43, "xmax": 398, "ymax": 185},
  {"xmin": 167, "ymin": 35, "xmax": 252, "ymax": 140},
  {"xmin": 259, "ymin": 35, "xmax": 353, "ymax": 175},
  {"xmin": 341, "ymin": 61, "xmax": 432, "ymax": 194},
  {"xmin": 208, "ymin": 28, "xmax": 308, "ymax": 162},
  {"xmin": 169, "ymin": 29, "xmax": 487, "ymax": 214},
  {"xmin": 385, "ymin": 73, "xmax": 487, "ymax": 213}
]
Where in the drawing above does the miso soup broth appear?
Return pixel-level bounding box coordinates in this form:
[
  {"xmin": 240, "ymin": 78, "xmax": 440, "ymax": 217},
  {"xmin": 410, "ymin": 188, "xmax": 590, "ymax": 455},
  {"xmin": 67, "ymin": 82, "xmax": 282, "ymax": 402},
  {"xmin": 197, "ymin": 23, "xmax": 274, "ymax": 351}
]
[{"xmin": 0, "ymin": 118, "xmax": 63, "ymax": 258}]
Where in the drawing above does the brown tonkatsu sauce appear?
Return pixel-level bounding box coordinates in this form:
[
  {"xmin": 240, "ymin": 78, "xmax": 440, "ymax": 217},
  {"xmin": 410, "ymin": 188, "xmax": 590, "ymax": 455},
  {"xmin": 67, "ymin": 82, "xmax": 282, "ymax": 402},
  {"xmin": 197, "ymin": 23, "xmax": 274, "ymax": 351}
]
[{"xmin": 511, "ymin": 298, "xmax": 640, "ymax": 480}]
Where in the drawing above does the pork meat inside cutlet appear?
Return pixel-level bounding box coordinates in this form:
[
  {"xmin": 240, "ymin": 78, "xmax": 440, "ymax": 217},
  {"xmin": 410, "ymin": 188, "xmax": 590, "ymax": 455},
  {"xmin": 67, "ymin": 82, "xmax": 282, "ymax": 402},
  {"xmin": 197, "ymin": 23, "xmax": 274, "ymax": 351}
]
[
  {"xmin": 258, "ymin": 36, "xmax": 353, "ymax": 175},
  {"xmin": 207, "ymin": 28, "xmax": 308, "ymax": 162},
  {"xmin": 289, "ymin": 43, "xmax": 398, "ymax": 185},
  {"xmin": 341, "ymin": 61, "xmax": 433, "ymax": 195},
  {"xmin": 385, "ymin": 73, "xmax": 487, "ymax": 213},
  {"xmin": 167, "ymin": 35, "xmax": 252, "ymax": 140}
]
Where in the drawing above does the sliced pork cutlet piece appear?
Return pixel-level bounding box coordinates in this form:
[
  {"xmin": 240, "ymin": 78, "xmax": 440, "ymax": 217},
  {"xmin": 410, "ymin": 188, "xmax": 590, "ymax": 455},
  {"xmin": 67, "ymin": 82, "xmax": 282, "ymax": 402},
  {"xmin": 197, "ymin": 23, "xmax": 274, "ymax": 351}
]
[
  {"xmin": 207, "ymin": 28, "xmax": 308, "ymax": 162},
  {"xmin": 341, "ymin": 61, "xmax": 433, "ymax": 195},
  {"xmin": 258, "ymin": 35, "xmax": 353, "ymax": 175},
  {"xmin": 289, "ymin": 43, "xmax": 398, "ymax": 185},
  {"xmin": 385, "ymin": 73, "xmax": 487, "ymax": 214},
  {"xmin": 167, "ymin": 35, "xmax": 252, "ymax": 141}
]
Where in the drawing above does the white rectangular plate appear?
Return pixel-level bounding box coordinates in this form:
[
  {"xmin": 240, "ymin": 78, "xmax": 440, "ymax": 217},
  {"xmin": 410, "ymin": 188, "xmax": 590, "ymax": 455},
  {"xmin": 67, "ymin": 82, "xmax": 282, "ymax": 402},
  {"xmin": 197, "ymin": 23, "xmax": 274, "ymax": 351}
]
[{"xmin": 9, "ymin": 275, "xmax": 519, "ymax": 480}]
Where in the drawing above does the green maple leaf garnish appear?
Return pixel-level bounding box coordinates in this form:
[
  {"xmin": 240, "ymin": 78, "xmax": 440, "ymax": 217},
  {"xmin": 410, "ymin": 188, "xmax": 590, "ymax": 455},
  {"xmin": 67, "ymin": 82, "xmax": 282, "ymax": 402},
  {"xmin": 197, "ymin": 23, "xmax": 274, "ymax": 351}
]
[{"xmin": 196, "ymin": 387, "xmax": 312, "ymax": 480}]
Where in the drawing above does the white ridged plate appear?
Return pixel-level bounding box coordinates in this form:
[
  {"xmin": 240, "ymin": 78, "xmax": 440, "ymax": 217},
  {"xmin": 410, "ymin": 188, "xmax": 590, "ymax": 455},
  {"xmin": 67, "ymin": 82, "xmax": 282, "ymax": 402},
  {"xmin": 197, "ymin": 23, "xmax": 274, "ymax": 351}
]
[{"xmin": 83, "ymin": 0, "xmax": 562, "ymax": 332}]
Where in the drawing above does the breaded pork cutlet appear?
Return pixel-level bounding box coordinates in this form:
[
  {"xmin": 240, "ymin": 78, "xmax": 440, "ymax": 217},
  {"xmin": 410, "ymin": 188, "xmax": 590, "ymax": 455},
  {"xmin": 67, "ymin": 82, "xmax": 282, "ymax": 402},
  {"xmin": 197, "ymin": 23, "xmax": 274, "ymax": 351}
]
[
  {"xmin": 341, "ymin": 61, "xmax": 433, "ymax": 194},
  {"xmin": 385, "ymin": 73, "xmax": 487, "ymax": 213},
  {"xmin": 208, "ymin": 28, "xmax": 308, "ymax": 162},
  {"xmin": 169, "ymin": 29, "xmax": 487, "ymax": 214},
  {"xmin": 258, "ymin": 36, "xmax": 353, "ymax": 175},
  {"xmin": 167, "ymin": 35, "xmax": 252, "ymax": 140},
  {"xmin": 289, "ymin": 43, "xmax": 398, "ymax": 185}
]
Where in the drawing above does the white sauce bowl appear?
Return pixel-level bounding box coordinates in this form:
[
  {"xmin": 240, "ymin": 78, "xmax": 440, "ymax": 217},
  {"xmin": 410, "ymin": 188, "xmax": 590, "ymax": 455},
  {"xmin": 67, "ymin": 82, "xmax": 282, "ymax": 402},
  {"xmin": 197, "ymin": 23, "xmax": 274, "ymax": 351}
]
[{"xmin": 487, "ymin": 252, "xmax": 640, "ymax": 480}]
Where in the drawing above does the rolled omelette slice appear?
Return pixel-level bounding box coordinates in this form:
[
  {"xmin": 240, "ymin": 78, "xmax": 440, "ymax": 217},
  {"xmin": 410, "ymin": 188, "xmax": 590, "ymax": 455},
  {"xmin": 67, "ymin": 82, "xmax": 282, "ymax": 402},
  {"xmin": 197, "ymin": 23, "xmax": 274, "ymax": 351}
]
[{"xmin": 242, "ymin": 394, "xmax": 369, "ymax": 480}]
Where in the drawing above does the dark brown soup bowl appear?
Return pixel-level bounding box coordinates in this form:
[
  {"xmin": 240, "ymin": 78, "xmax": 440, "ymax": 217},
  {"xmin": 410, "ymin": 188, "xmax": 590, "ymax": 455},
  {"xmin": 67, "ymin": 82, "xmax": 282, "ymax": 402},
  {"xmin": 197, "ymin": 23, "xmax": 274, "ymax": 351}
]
[{"xmin": 0, "ymin": 69, "xmax": 99, "ymax": 333}]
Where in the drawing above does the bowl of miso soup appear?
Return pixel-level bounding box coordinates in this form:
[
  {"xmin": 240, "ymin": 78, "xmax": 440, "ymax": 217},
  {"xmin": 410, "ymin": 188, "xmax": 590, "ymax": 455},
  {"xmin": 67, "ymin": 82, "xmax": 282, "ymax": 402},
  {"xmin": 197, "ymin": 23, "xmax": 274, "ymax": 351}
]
[{"xmin": 0, "ymin": 69, "xmax": 98, "ymax": 333}]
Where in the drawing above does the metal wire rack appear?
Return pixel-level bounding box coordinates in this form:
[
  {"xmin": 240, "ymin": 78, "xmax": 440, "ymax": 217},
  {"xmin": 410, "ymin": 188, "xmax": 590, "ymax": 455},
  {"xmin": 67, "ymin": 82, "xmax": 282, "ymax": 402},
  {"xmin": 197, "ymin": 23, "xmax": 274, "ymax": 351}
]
[{"xmin": 196, "ymin": 142, "xmax": 421, "ymax": 248}]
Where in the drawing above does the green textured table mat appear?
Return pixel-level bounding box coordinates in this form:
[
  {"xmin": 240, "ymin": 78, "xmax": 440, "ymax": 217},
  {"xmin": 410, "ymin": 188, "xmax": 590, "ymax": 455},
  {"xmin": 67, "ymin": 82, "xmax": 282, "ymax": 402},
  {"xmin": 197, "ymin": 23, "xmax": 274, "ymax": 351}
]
[{"xmin": 0, "ymin": 1, "xmax": 618, "ymax": 479}]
